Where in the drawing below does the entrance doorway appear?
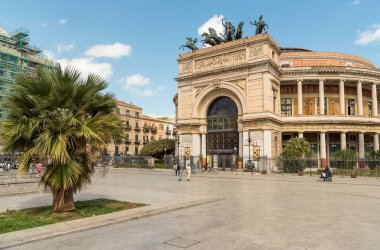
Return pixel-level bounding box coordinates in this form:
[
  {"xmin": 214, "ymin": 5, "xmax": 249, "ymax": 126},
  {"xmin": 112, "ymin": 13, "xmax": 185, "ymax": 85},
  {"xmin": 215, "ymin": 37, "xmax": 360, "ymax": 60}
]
[{"xmin": 206, "ymin": 97, "xmax": 239, "ymax": 169}]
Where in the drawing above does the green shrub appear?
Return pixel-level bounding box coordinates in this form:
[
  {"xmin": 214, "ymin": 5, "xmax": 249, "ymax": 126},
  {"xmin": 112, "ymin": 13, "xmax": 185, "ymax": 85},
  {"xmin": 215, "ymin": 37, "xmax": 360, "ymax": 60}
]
[
  {"xmin": 281, "ymin": 138, "xmax": 313, "ymax": 173},
  {"xmin": 333, "ymin": 149, "xmax": 357, "ymax": 169},
  {"xmin": 365, "ymin": 151, "xmax": 380, "ymax": 170}
]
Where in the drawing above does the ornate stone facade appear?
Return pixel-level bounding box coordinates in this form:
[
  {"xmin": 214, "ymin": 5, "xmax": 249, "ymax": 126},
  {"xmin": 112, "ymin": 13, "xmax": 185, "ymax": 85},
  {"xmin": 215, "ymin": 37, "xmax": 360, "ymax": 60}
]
[{"xmin": 175, "ymin": 34, "xmax": 380, "ymax": 170}]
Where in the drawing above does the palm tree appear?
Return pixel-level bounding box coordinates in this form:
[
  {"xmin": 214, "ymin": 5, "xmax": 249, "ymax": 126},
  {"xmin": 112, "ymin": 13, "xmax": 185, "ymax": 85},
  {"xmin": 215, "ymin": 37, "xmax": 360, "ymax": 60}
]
[{"xmin": 0, "ymin": 65, "xmax": 124, "ymax": 212}]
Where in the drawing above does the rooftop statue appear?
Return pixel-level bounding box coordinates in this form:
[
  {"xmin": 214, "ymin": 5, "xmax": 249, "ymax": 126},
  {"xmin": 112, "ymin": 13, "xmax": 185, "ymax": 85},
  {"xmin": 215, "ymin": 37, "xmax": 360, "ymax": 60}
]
[
  {"xmin": 179, "ymin": 37, "xmax": 198, "ymax": 51},
  {"xmin": 222, "ymin": 19, "xmax": 236, "ymax": 42},
  {"xmin": 201, "ymin": 32, "xmax": 218, "ymax": 46},
  {"xmin": 235, "ymin": 21, "xmax": 244, "ymax": 39},
  {"xmin": 208, "ymin": 28, "xmax": 224, "ymax": 44},
  {"xmin": 250, "ymin": 15, "xmax": 269, "ymax": 35}
]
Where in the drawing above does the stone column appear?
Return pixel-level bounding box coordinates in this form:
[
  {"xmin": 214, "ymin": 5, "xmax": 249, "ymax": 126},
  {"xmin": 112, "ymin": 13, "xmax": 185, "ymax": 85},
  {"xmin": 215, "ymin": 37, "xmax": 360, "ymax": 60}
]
[
  {"xmin": 298, "ymin": 132, "xmax": 304, "ymax": 139},
  {"xmin": 191, "ymin": 134, "xmax": 201, "ymax": 157},
  {"xmin": 297, "ymin": 79, "xmax": 303, "ymax": 115},
  {"xmin": 373, "ymin": 133, "xmax": 379, "ymax": 151},
  {"xmin": 320, "ymin": 132, "xmax": 326, "ymax": 168},
  {"xmin": 319, "ymin": 79, "xmax": 325, "ymax": 115},
  {"xmin": 358, "ymin": 132, "xmax": 365, "ymax": 168},
  {"xmin": 357, "ymin": 81, "xmax": 363, "ymax": 116},
  {"xmin": 358, "ymin": 132, "xmax": 365, "ymax": 159},
  {"xmin": 340, "ymin": 132, "xmax": 346, "ymax": 150},
  {"xmin": 201, "ymin": 134, "xmax": 206, "ymax": 158},
  {"xmin": 339, "ymin": 79, "xmax": 345, "ymax": 115},
  {"xmin": 372, "ymin": 83, "xmax": 378, "ymax": 116}
]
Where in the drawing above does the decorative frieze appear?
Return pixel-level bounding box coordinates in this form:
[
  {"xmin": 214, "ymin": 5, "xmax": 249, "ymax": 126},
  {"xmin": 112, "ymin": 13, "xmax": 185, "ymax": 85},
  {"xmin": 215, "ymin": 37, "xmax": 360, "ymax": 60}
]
[
  {"xmin": 249, "ymin": 45, "xmax": 263, "ymax": 58},
  {"xmin": 194, "ymin": 50, "xmax": 246, "ymax": 71},
  {"xmin": 181, "ymin": 61, "xmax": 192, "ymax": 73}
]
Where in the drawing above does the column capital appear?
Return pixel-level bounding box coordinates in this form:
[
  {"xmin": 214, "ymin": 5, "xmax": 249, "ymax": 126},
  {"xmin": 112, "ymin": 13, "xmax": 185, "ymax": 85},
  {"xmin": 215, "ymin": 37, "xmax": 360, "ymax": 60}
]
[
  {"xmin": 297, "ymin": 79, "xmax": 303, "ymax": 83},
  {"xmin": 319, "ymin": 79, "xmax": 325, "ymax": 83},
  {"xmin": 339, "ymin": 79, "xmax": 346, "ymax": 83},
  {"xmin": 357, "ymin": 80, "xmax": 363, "ymax": 84}
]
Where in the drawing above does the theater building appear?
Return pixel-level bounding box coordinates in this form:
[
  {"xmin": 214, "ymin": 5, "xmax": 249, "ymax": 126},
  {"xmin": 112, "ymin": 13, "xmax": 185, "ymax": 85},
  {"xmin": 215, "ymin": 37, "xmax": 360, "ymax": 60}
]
[{"xmin": 174, "ymin": 33, "xmax": 380, "ymax": 169}]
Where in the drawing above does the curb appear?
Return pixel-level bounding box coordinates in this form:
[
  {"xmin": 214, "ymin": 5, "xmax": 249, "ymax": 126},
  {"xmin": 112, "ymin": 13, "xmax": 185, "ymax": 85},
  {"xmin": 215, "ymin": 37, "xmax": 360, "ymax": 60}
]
[{"xmin": 0, "ymin": 196, "xmax": 224, "ymax": 249}]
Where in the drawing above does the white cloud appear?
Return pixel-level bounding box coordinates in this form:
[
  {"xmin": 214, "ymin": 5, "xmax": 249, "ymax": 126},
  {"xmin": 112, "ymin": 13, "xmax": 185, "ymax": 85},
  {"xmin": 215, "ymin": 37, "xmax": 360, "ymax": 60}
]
[
  {"xmin": 57, "ymin": 58, "xmax": 113, "ymax": 80},
  {"xmin": 120, "ymin": 74, "xmax": 150, "ymax": 87},
  {"xmin": 57, "ymin": 43, "xmax": 74, "ymax": 54},
  {"xmin": 198, "ymin": 14, "xmax": 224, "ymax": 37},
  {"xmin": 59, "ymin": 19, "xmax": 67, "ymax": 25},
  {"xmin": 43, "ymin": 50, "xmax": 55, "ymax": 60},
  {"xmin": 350, "ymin": 0, "xmax": 362, "ymax": 5},
  {"xmin": 85, "ymin": 42, "xmax": 132, "ymax": 59},
  {"xmin": 355, "ymin": 24, "xmax": 380, "ymax": 45},
  {"xmin": 119, "ymin": 74, "xmax": 163, "ymax": 97}
]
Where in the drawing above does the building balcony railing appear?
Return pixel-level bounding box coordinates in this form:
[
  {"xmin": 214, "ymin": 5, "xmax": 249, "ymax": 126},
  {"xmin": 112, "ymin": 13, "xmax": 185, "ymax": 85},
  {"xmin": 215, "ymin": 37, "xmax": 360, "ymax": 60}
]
[
  {"xmin": 126, "ymin": 125, "xmax": 131, "ymax": 131},
  {"xmin": 134, "ymin": 126, "xmax": 141, "ymax": 132},
  {"xmin": 134, "ymin": 140, "xmax": 140, "ymax": 145},
  {"xmin": 151, "ymin": 127, "xmax": 157, "ymax": 133},
  {"xmin": 125, "ymin": 139, "xmax": 131, "ymax": 144},
  {"xmin": 165, "ymin": 130, "xmax": 171, "ymax": 135},
  {"xmin": 143, "ymin": 140, "xmax": 149, "ymax": 144},
  {"xmin": 143, "ymin": 126, "xmax": 150, "ymax": 133}
]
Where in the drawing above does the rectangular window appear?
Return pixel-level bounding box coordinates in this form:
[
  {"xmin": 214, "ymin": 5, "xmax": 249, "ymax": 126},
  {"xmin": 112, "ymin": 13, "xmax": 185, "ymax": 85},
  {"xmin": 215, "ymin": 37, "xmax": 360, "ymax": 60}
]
[
  {"xmin": 349, "ymin": 134, "xmax": 357, "ymax": 142},
  {"xmin": 115, "ymin": 108, "xmax": 120, "ymax": 115},
  {"xmin": 135, "ymin": 134, "xmax": 139, "ymax": 142},
  {"xmin": 125, "ymin": 146, "xmax": 129, "ymax": 155},
  {"xmin": 348, "ymin": 99, "xmax": 355, "ymax": 115},
  {"xmin": 135, "ymin": 112, "xmax": 139, "ymax": 118},
  {"xmin": 115, "ymin": 145, "xmax": 119, "ymax": 156},
  {"xmin": 135, "ymin": 122, "xmax": 139, "ymax": 128},
  {"xmin": 368, "ymin": 102, "xmax": 372, "ymax": 116},
  {"xmin": 316, "ymin": 97, "xmax": 327, "ymax": 115},
  {"xmin": 125, "ymin": 110, "xmax": 130, "ymax": 116},
  {"xmin": 281, "ymin": 98, "xmax": 292, "ymax": 116},
  {"xmin": 126, "ymin": 120, "xmax": 130, "ymax": 127},
  {"xmin": 135, "ymin": 147, "xmax": 139, "ymax": 155}
]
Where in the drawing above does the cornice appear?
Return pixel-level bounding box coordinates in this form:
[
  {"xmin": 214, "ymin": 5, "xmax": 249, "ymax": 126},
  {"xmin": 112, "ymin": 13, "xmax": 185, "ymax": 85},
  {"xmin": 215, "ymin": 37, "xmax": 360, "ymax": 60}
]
[
  {"xmin": 282, "ymin": 66, "xmax": 380, "ymax": 79},
  {"xmin": 176, "ymin": 60, "xmax": 281, "ymax": 82}
]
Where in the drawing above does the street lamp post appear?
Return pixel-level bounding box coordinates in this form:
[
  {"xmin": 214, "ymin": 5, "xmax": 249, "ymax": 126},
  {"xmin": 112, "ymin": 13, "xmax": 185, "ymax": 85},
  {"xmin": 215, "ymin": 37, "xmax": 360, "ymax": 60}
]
[
  {"xmin": 164, "ymin": 147, "xmax": 167, "ymax": 166},
  {"xmin": 175, "ymin": 135, "xmax": 180, "ymax": 164},
  {"xmin": 248, "ymin": 135, "xmax": 252, "ymax": 167},
  {"xmin": 233, "ymin": 147, "xmax": 237, "ymax": 171}
]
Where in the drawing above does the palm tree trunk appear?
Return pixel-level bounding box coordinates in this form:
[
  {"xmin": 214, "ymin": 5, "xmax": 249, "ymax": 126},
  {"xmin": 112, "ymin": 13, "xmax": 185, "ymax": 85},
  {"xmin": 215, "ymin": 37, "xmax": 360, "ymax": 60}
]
[{"xmin": 52, "ymin": 188, "xmax": 75, "ymax": 212}]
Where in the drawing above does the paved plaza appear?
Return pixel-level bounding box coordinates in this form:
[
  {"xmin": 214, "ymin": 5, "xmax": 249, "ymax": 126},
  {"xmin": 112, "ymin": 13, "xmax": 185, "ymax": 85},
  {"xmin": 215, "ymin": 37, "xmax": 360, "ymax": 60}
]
[{"xmin": 1, "ymin": 168, "xmax": 380, "ymax": 249}]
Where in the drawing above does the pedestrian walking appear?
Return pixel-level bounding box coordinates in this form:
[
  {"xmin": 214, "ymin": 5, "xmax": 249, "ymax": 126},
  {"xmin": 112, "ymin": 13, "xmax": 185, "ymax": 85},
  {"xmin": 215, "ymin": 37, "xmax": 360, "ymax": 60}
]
[
  {"xmin": 174, "ymin": 162, "xmax": 178, "ymax": 176},
  {"xmin": 177, "ymin": 161, "xmax": 183, "ymax": 181},
  {"xmin": 323, "ymin": 165, "xmax": 332, "ymax": 182},
  {"xmin": 192, "ymin": 162, "xmax": 197, "ymax": 175},
  {"xmin": 186, "ymin": 163, "xmax": 191, "ymax": 181}
]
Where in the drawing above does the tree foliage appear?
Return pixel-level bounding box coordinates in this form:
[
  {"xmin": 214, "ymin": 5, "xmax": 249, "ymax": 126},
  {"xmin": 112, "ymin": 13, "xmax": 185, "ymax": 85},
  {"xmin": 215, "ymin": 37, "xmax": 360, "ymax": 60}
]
[
  {"xmin": 0, "ymin": 65, "xmax": 123, "ymax": 212},
  {"xmin": 139, "ymin": 139, "xmax": 175, "ymax": 158},
  {"xmin": 365, "ymin": 150, "xmax": 380, "ymax": 170},
  {"xmin": 334, "ymin": 149, "xmax": 358, "ymax": 169},
  {"xmin": 281, "ymin": 138, "xmax": 313, "ymax": 173}
]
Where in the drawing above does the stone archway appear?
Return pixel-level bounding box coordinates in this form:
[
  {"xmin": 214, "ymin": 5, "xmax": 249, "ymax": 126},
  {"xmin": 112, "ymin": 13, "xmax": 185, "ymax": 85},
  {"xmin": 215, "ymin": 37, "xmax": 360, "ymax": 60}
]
[{"xmin": 206, "ymin": 96, "xmax": 239, "ymax": 170}]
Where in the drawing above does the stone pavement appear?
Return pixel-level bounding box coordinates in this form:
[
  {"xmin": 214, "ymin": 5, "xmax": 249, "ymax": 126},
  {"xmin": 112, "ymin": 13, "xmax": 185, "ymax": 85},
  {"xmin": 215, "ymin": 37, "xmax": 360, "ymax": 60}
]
[{"xmin": 1, "ymin": 168, "xmax": 380, "ymax": 249}]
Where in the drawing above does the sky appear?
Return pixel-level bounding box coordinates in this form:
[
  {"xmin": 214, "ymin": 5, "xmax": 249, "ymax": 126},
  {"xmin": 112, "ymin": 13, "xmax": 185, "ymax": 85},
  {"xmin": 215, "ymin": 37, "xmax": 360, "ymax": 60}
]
[{"xmin": 1, "ymin": 0, "xmax": 380, "ymax": 116}]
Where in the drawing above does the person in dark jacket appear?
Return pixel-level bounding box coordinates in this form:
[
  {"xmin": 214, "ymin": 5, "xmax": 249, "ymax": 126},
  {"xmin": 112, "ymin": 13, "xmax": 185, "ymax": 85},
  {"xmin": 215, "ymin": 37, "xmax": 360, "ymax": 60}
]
[{"xmin": 324, "ymin": 165, "xmax": 332, "ymax": 182}]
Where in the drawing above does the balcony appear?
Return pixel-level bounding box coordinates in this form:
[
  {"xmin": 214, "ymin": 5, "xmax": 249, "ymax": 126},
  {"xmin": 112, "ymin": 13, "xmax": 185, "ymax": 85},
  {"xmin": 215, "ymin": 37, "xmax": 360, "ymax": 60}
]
[
  {"xmin": 125, "ymin": 139, "xmax": 131, "ymax": 144},
  {"xmin": 151, "ymin": 127, "xmax": 157, "ymax": 134},
  {"xmin": 143, "ymin": 126, "xmax": 150, "ymax": 133},
  {"xmin": 134, "ymin": 140, "xmax": 140, "ymax": 145},
  {"xmin": 134, "ymin": 126, "xmax": 141, "ymax": 132},
  {"xmin": 143, "ymin": 139, "xmax": 149, "ymax": 144},
  {"xmin": 165, "ymin": 129, "xmax": 171, "ymax": 135},
  {"xmin": 126, "ymin": 125, "xmax": 131, "ymax": 131}
]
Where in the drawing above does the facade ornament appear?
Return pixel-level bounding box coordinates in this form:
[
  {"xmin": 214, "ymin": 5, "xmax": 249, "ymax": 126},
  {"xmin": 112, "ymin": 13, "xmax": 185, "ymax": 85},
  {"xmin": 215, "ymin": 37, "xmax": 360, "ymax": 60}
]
[
  {"xmin": 182, "ymin": 61, "xmax": 192, "ymax": 73},
  {"xmin": 249, "ymin": 45, "xmax": 263, "ymax": 58},
  {"xmin": 179, "ymin": 37, "xmax": 198, "ymax": 51},
  {"xmin": 194, "ymin": 50, "xmax": 246, "ymax": 71},
  {"xmin": 194, "ymin": 85, "xmax": 207, "ymax": 98}
]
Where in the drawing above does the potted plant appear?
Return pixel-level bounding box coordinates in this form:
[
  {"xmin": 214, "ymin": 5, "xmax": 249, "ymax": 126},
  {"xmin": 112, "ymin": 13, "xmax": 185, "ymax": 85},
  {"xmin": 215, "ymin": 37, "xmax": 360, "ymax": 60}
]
[
  {"xmin": 236, "ymin": 156, "xmax": 243, "ymax": 170},
  {"xmin": 351, "ymin": 170, "xmax": 357, "ymax": 178}
]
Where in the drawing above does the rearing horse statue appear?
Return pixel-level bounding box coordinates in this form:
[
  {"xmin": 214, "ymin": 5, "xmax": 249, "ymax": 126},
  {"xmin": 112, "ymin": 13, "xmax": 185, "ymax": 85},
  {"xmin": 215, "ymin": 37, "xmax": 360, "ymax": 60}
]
[{"xmin": 250, "ymin": 15, "xmax": 269, "ymax": 35}]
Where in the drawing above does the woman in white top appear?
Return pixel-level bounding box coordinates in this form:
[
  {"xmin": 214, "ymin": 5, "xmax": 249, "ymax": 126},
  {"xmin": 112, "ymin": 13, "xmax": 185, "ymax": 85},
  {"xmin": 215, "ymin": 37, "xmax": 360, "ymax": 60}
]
[{"xmin": 186, "ymin": 163, "xmax": 191, "ymax": 181}]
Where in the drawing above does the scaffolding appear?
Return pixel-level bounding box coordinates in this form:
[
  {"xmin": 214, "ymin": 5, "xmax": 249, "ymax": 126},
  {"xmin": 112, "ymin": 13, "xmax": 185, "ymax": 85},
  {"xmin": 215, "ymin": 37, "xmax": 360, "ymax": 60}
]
[{"xmin": 0, "ymin": 27, "xmax": 52, "ymax": 119}]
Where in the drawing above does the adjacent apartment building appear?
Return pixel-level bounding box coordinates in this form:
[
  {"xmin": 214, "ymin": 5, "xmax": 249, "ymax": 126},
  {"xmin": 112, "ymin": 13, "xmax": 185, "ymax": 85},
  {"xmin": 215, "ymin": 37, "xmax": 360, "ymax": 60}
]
[
  {"xmin": 0, "ymin": 27, "xmax": 52, "ymax": 118},
  {"xmin": 175, "ymin": 33, "xmax": 380, "ymax": 169},
  {"xmin": 106, "ymin": 99, "xmax": 176, "ymax": 156}
]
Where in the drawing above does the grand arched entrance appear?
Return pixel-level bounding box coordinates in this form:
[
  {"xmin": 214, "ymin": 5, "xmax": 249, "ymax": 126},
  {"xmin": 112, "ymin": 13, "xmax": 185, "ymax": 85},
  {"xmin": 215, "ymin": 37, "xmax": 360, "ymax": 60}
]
[{"xmin": 206, "ymin": 96, "xmax": 239, "ymax": 169}]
